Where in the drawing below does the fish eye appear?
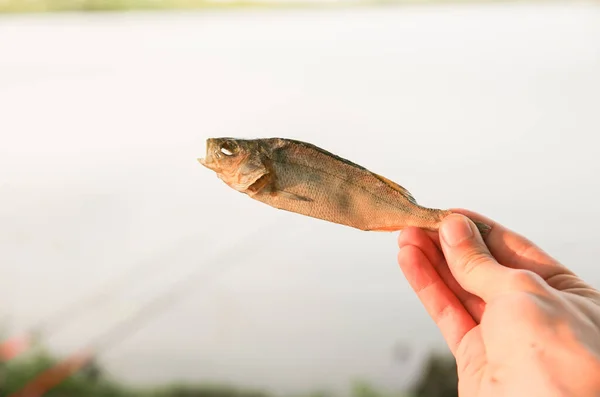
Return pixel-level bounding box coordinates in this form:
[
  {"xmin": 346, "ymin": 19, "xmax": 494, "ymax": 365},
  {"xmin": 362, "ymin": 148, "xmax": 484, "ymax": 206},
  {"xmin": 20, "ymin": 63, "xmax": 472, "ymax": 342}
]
[{"xmin": 219, "ymin": 140, "xmax": 237, "ymax": 156}]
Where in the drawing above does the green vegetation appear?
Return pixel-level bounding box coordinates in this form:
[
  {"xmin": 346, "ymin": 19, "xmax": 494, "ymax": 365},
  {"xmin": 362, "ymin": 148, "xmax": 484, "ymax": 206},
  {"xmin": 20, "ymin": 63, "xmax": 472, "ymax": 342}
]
[
  {"xmin": 0, "ymin": 0, "xmax": 250, "ymax": 13},
  {"xmin": 0, "ymin": 349, "xmax": 458, "ymax": 397}
]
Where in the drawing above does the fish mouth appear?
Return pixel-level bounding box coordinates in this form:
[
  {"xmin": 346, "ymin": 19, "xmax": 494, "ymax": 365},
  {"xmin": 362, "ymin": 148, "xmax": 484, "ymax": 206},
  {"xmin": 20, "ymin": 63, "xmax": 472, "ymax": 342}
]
[
  {"xmin": 197, "ymin": 155, "xmax": 215, "ymax": 169},
  {"xmin": 197, "ymin": 138, "xmax": 217, "ymax": 168}
]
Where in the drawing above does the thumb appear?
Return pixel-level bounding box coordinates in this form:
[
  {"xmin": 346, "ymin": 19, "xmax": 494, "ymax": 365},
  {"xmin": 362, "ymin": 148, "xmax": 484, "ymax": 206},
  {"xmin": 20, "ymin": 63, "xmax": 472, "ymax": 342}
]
[{"xmin": 439, "ymin": 214, "xmax": 520, "ymax": 302}]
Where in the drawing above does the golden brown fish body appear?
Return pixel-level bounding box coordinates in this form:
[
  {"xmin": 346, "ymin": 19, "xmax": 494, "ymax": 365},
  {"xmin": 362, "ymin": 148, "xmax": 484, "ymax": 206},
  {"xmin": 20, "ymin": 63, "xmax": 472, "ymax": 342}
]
[{"xmin": 198, "ymin": 137, "xmax": 490, "ymax": 234}]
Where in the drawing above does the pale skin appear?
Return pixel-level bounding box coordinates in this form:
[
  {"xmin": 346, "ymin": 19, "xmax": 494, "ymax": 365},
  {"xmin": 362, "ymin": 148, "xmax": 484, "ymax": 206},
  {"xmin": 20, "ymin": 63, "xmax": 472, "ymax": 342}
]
[{"xmin": 397, "ymin": 209, "xmax": 600, "ymax": 397}]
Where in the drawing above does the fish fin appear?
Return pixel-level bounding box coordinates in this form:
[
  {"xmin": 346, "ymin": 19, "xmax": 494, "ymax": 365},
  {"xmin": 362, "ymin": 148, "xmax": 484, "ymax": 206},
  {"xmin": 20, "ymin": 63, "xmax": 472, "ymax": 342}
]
[
  {"xmin": 278, "ymin": 190, "xmax": 313, "ymax": 202},
  {"xmin": 230, "ymin": 162, "xmax": 270, "ymax": 193},
  {"xmin": 372, "ymin": 173, "xmax": 417, "ymax": 204}
]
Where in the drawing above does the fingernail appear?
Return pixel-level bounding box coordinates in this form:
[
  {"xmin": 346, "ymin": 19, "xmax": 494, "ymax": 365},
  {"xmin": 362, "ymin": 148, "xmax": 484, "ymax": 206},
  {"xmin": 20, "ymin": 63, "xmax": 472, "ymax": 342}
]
[{"xmin": 440, "ymin": 215, "xmax": 473, "ymax": 247}]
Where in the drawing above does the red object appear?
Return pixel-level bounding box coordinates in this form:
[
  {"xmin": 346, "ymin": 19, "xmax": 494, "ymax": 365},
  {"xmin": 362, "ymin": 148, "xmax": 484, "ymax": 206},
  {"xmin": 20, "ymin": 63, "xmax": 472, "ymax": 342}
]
[
  {"xmin": 0, "ymin": 335, "xmax": 31, "ymax": 362},
  {"xmin": 7, "ymin": 350, "xmax": 93, "ymax": 397}
]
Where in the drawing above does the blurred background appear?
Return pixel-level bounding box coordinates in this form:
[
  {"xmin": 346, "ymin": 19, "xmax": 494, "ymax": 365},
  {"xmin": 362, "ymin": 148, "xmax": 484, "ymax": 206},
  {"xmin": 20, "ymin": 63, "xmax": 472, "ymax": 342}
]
[{"xmin": 1, "ymin": 0, "xmax": 599, "ymax": 396}]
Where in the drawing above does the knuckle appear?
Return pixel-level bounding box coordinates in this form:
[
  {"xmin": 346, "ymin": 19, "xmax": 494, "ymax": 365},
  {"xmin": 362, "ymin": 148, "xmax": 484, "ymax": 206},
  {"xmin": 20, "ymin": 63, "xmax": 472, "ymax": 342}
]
[
  {"xmin": 457, "ymin": 249, "xmax": 494, "ymax": 276},
  {"xmin": 431, "ymin": 300, "xmax": 454, "ymax": 325},
  {"xmin": 508, "ymin": 269, "xmax": 543, "ymax": 290}
]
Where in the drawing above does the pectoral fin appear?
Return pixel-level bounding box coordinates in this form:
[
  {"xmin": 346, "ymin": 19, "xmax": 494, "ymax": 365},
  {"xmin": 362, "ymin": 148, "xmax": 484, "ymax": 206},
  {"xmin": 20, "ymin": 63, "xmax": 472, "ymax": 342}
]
[{"xmin": 227, "ymin": 161, "xmax": 270, "ymax": 192}]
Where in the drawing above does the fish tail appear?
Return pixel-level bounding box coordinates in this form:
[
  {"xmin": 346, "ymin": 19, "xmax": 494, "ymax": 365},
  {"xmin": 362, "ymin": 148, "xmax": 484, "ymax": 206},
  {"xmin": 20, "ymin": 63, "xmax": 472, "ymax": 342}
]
[
  {"xmin": 444, "ymin": 210, "xmax": 491, "ymax": 238},
  {"xmin": 471, "ymin": 219, "xmax": 492, "ymax": 237},
  {"xmin": 424, "ymin": 208, "xmax": 490, "ymax": 238}
]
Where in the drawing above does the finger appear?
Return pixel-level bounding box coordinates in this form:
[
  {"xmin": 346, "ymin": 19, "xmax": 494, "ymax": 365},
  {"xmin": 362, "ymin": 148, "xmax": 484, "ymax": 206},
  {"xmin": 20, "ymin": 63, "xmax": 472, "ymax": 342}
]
[
  {"xmin": 398, "ymin": 244, "xmax": 477, "ymax": 355},
  {"xmin": 423, "ymin": 229, "xmax": 441, "ymax": 248},
  {"xmin": 439, "ymin": 214, "xmax": 546, "ymax": 302},
  {"xmin": 398, "ymin": 227, "xmax": 486, "ymax": 322},
  {"xmin": 450, "ymin": 208, "xmax": 574, "ymax": 280}
]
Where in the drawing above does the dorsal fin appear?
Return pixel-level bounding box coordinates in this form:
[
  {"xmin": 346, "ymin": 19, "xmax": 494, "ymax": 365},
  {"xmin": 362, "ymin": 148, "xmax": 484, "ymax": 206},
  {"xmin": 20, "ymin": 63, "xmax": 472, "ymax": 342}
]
[
  {"xmin": 268, "ymin": 138, "xmax": 418, "ymax": 205},
  {"xmin": 372, "ymin": 173, "xmax": 417, "ymax": 204}
]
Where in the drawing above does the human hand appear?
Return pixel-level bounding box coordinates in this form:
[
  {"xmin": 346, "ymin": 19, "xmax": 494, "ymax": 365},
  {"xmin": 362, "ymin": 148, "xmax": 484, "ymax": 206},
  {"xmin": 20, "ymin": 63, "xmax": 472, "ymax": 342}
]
[{"xmin": 397, "ymin": 209, "xmax": 600, "ymax": 397}]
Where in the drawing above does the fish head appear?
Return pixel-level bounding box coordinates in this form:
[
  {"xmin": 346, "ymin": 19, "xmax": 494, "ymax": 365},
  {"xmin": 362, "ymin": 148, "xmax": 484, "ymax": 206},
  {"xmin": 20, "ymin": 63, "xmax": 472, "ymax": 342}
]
[
  {"xmin": 198, "ymin": 137, "xmax": 269, "ymax": 193},
  {"xmin": 198, "ymin": 137, "xmax": 249, "ymax": 171}
]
